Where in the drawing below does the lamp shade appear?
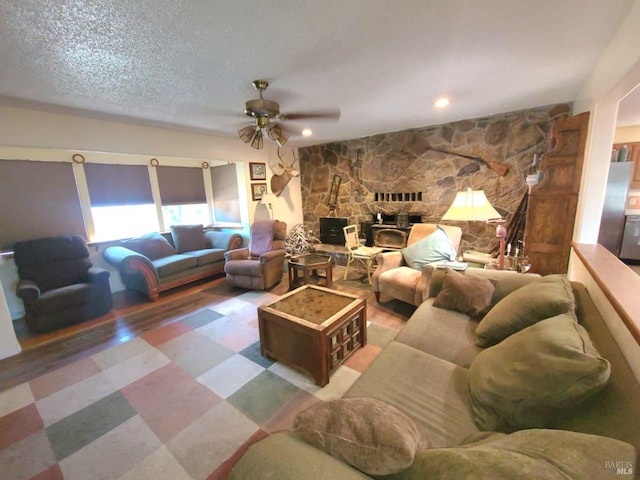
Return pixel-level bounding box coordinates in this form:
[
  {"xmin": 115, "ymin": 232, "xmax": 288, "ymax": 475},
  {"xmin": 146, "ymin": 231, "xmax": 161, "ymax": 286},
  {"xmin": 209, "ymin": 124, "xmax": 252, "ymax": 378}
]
[
  {"xmin": 250, "ymin": 130, "xmax": 264, "ymax": 150},
  {"xmin": 260, "ymin": 193, "xmax": 275, "ymax": 205},
  {"xmin": 238, "ymin": 125, "xmax": 256, "ymax": 143},
  {"xmin": 267, "ymin": 124, "xmax": 288, "ymax": 147},
  {"xmin": 441, "ymin": 188, "xmax": 501, "ymax": 221}
]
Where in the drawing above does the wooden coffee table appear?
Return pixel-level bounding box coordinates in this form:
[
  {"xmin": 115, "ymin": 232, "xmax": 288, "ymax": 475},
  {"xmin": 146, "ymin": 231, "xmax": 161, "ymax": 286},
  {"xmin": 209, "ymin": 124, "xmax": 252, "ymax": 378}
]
[
  {"xmin": 257, "ymin": 285, "xmax": 366, "ymax": 386},
  {"xmin": 288, "ymin": 253, "xmax": 333, "ymax": 290}
]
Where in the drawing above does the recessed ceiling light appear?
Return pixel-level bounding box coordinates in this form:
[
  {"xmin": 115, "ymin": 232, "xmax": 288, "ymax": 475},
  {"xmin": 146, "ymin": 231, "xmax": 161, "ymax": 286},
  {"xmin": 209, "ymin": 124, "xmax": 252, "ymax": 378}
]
[
  {"xmin": 302, "ymin": 128, "xmax": 313, "ymax": 137},
  {"xmin": 434, "ymin": 97, "xmax": 450, "ymax": 109}
]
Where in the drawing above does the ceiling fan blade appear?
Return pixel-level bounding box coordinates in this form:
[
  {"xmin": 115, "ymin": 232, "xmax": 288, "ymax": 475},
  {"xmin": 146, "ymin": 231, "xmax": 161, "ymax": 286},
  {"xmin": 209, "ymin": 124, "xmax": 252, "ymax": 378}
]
[{"xmin": 279, "ymin": 109, "xmax": 341, "ymax": 121}]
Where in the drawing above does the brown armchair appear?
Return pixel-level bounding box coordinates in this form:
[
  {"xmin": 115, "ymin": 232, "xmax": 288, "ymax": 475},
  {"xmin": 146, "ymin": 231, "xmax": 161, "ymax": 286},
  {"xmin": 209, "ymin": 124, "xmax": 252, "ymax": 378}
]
[
  {"xmin": 13, "ymin": 235, "xmax": 113, "ymax": 333},
  {"xmin": 224, "ymin": 220, "xmax": 287, "ymax": 290}
]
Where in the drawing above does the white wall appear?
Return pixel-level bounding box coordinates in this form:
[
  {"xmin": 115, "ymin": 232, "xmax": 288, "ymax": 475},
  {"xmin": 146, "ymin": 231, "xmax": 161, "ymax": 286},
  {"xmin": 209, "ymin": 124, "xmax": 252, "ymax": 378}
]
[
  {"xmin": 615, "ymin": 125, "xmax": 640, "ymax": 143},
  {"xmin": 568, "ymin": 250, "xmax": 640, "ymax": 381},
  {"xmin": 573, "ymin": 0, "xmax": 640, "ymax": 243},
  {"xmin": 0, "ymin": 105, "xmax": 303, "ymax": 360},
  {"xmin": 0, "ymin": 257, "xmax": 21, "ymax": 359}
]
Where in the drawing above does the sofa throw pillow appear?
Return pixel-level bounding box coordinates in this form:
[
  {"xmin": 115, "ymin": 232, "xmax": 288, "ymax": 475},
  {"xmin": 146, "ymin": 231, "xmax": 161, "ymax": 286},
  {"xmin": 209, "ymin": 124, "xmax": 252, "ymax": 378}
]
[
  {"xmin": 433, "ymin": 268, "xmax": 495, "ymax": 318},
  {"xmin": 401, "ymin": 226, "xmax": 456, "ymax": 270},
  {"xmin": 293, "ymin": 397, "xmax": 429, "ymax": 475},
  {"xmin": 475, "ymin": 274, "xmax": 575, "ymax": 347},
  {"xmin": 468, "ymin": 314, "xmax": 611, "ymax": 432},
  {"xmin": 121, "ymin": 233, "xmax": 177, "ymax": 260},
  {"xmin": 402, "ymin": 429, "xmax": 635, "ymax": 480},
  {"xmin": 170, "ymin": 224, "xmax": 206, "ymax": 253}
]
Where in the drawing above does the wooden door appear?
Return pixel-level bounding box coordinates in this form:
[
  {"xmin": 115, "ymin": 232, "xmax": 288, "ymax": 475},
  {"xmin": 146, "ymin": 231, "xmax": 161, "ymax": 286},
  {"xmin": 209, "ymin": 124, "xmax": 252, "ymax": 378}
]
[{"xmin": 524, "ymin": 112, "xmax": 589, "ymax": 275}]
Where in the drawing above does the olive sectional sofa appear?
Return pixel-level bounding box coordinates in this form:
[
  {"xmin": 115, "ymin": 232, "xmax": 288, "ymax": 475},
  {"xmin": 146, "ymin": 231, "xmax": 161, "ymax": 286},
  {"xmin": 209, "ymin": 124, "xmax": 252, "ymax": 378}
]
[
  {"xmin": 230, "ymin": 267, "xmax": 639, "ymax": 479},
  {"xmin": 103, "ymin": 225, "xmax": 243, "ymax": 300}
]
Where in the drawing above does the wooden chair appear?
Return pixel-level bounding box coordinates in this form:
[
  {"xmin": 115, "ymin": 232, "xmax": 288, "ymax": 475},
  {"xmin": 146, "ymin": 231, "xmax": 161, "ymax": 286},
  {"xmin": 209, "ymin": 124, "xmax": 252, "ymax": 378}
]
[{"xmin": 343, "ymin": 225, "xmax": 383, "ymax": 284}]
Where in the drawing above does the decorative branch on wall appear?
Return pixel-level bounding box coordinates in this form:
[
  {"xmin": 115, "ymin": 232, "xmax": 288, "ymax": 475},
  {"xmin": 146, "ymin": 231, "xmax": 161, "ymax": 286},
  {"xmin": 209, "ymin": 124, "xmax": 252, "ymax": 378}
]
[{"xmin": 426, "ymin": 146, "xmax": 509, "ymax": 177}]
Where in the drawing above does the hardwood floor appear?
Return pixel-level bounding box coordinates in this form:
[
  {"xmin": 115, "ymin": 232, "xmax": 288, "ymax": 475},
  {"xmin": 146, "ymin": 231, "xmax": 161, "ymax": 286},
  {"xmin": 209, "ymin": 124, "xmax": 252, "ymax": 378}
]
[{"xmin": 0, "ymin": 268, "xmax": 414, "ymax": 391}]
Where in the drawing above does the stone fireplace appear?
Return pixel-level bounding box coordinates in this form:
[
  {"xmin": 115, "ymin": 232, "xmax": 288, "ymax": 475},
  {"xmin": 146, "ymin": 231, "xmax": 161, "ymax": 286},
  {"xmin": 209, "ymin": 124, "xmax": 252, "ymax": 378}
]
[{"xmin": 299, "ymin": 103, "xmax": 570, "ymax": 253}]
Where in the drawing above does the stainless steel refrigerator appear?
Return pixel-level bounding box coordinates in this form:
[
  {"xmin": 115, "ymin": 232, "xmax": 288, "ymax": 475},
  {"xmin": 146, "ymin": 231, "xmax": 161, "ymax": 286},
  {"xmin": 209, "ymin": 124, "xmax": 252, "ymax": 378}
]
[
  {"xmin": 598, "ymin": 162, "xmax": 632, "ymax": 256},
  {"xmin": 620, "ymin": 215, "xmax": 640, "ymax": 260}
]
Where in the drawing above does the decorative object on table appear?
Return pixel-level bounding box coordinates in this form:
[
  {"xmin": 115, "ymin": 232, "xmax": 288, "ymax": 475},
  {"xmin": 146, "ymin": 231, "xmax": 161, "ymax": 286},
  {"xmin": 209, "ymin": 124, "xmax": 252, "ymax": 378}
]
[
  {"xmin": 441, "ymin": 188, "xmax": 506, "ymax": 269},
  {"xmin": 270, "ymin": 147, "xmax": 300, "ymax": 196},
  {"xmin": 251, "ymin": 182, "xmax": 267, "ymax": 201},
  {"xmin": 249, "ymin": 162, "xmax": 266, "ymax": 180},
  {"xmin": 285, "ymin": 223, "xmax": 319, "ymax": 255},
  {"xmin": 343, "ymin": 224, "xmax": 383, "ymax": 284}
]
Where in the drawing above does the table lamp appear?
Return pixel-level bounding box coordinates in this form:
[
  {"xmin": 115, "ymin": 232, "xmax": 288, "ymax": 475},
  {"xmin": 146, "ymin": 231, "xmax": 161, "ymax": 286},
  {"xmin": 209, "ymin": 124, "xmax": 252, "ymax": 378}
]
[{"xmin": 441, "ymin": 188, "xmax": 506, "ymax": 269}]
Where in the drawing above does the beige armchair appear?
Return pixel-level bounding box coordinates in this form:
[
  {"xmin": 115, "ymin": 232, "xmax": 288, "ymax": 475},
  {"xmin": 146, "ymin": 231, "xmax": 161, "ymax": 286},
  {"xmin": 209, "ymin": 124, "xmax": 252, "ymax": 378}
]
[
  {"xmin": 372, "ymin": 224, "xmax": 462, "ymax": 306},
  {"xmin": 224, "ymin": 220, "xmax": 287, "ymax": 290}
]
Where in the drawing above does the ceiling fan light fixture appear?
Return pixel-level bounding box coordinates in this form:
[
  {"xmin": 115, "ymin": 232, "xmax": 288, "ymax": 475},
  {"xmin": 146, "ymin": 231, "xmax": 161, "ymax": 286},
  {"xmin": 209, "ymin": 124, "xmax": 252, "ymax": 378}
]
[
  {"xmin": 250, "ymin": 129, "xmax": 264, "ymax": 150},
  {"xmin": 267, "ymin": 124, "xmax": 288, "ymax": 146},
  {"xmin": 238, "ymin": 125, "xmax": 256, "ymax": 143}
]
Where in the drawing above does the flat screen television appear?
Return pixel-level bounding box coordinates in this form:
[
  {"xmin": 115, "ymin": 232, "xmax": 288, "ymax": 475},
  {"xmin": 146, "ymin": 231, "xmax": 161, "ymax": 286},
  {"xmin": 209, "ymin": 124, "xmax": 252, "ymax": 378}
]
[{"xmin": 319, "ymin": 217, "xmax": 348, "ymax": 245}]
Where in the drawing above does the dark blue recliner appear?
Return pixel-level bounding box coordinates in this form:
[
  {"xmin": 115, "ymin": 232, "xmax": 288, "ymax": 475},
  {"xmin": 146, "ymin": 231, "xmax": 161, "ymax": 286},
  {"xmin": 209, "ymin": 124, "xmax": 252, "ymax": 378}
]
[{"xmin": 13, "ymin": 235, "xmax": 113, "ymax": 333}]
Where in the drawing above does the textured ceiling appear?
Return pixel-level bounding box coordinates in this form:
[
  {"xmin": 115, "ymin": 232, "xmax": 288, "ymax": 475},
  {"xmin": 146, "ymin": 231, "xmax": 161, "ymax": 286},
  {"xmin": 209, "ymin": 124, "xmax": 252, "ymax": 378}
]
[{"xmin": 0, "ymin": 0, "xmax": 636, "ymax": 147}]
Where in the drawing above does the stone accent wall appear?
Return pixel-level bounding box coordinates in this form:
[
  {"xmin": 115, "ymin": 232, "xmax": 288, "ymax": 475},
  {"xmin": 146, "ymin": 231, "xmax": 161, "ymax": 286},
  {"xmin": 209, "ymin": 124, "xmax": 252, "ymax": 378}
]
[{"xmin": 299, "ymin": 103, "xmax": 570, "ymax": 253}]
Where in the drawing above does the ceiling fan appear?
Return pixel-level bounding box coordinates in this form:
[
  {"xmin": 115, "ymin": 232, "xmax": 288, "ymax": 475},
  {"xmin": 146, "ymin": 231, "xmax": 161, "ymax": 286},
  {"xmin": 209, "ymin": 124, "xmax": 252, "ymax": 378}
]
[{"xmin": 237, "ymin": 80, "xmax": 340, "ymax": 149}]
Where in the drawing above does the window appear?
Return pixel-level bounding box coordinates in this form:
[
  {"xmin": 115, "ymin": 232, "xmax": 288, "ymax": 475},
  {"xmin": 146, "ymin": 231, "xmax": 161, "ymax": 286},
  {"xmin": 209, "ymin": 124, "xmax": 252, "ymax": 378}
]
[
  {"xmin": 157, "ymin": 166, "xmax": 211, "ymax": 227},
  {"xmin": 92, "ymin": 204, "xmax": 159, "ymax": 241},
  {"xmin": 85, "ymin": 163, "xmax": 158, "ymax": 241},
  {"xmin": 0, "ymin": 160, "xmax": 85, "ymax": 249},
  {"xmin": 161, "ymin": 204, "xmax": 209, "ymax": 227},
  {"xmin": 211, "ymin": 163, "xmax": 241, "ymax": 223}
]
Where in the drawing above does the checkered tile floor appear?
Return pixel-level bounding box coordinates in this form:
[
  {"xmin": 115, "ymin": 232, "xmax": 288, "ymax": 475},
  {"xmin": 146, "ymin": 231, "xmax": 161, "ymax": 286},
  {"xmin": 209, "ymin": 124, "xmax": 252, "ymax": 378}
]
[{"xmin": 0, "ymin": 290, "xmax": 398, "ymax": 480}]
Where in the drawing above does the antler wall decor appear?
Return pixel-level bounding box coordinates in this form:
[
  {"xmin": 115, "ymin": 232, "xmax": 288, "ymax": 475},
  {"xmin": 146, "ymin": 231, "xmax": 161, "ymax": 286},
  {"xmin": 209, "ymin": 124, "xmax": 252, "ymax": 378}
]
[{"xmin": 270, "ymin": 147, "xmax": 300, "ymax": 196}]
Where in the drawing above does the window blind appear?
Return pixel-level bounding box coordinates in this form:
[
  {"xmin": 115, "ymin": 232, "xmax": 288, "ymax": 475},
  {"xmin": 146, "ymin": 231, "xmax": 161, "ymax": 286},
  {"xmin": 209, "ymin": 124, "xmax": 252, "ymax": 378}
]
[
  {"xmin": 84, "ymin": 163, "xmax": 153, "ymax": 206},
  {"xmin": 211, "ymin": 163, "xmax": 241, "ymax": 222},
  {"xmin": 157, "ymin": 166, "xmax": 206, "ymax": 205},
  {"xmin": 0, "ymin": 160, "xmax": 86, "ymax": 249}
]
